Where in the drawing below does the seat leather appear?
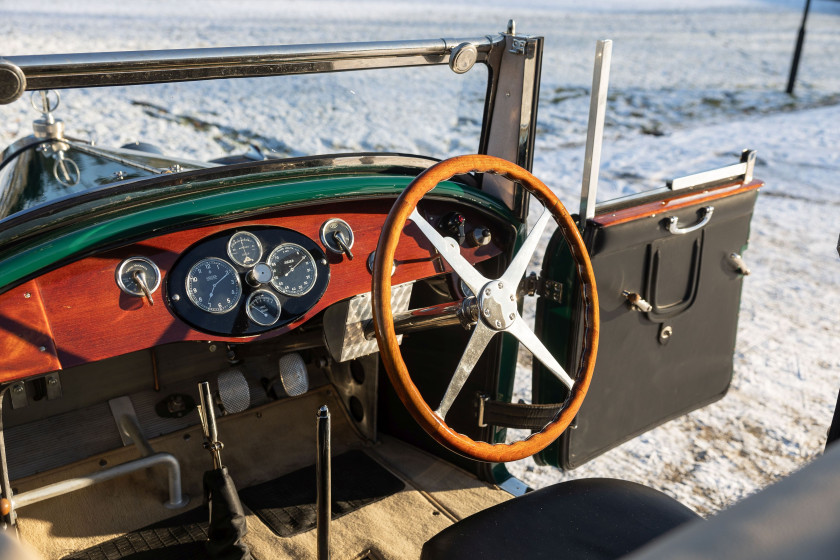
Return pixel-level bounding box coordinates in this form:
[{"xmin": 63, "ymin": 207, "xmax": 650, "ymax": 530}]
[{"xmin": 421, "ymin": 478, "xmax": 700, "ymax": 559}]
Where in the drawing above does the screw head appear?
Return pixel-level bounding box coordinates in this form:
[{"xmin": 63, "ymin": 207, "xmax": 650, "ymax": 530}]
[
  {"xmin": 47, "ymin": 377, "xmax": 56, "ymax": 385},
  {"xmin": 485, "ymin": 288, "xmax": 492, "ymax": 296},
  {"xmin": 484, "ymin": 308, "xmax": 491, "ymax": 317},
  {"xmin": 498, "ymin": 282, "xmax": 504, "ymax": 289},
  {"xmin": 12, "ymin": 385, "xmax": 22, "ymax": 393},
  {"xmin": 495, "ymin": 320, "xmax": 502, "ymax": 328},
  {"xmin": 509, "ymin": 313, "xmax": 516, "ymax": 320},
  {"xmin": 510, "ymin": 294, "xmax": 515, "ymax": 301},
  {"xmin": 172, "ymin": 294, "xmax": 180, "ymax": 302},
  {"xmin": 23, "ymin": 292, "xmax": 31, "ymax": 299},
  {"xmin": 38, "ymin": 346, "xmax": 46, "ymax": 352}
]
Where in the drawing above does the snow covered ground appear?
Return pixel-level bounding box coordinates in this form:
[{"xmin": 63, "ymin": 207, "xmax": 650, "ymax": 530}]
[{"xmin": 1, "ymin": 0, "xmax": 838, "ymax": 516}]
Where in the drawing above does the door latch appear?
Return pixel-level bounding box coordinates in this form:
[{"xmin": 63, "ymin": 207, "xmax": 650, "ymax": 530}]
[{"xmin": 622, "ymin": 290, "xmax": 652, "ymax": 313}]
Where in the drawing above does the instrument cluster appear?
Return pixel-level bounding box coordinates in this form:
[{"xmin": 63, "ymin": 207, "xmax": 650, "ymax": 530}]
[{"xmin": 166, "ymin": 226, "xmax": 330, "ymax": 336}]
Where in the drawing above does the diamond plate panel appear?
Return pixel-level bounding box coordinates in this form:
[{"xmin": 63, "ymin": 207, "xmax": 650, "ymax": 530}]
[{"xmin": 338, "ymin": 282, "xmax": 413, "ymax": 362}]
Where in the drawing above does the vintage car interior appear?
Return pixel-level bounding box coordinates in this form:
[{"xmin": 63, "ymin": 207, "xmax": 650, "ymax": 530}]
[{"xmin": 2, "ymin": 24, "xmax": 835, "ymax": 560}]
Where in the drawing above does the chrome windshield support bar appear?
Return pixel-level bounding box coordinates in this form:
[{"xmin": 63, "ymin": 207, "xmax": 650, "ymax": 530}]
[
  {"xmin": 579, "ymin": 39, "xmax": 613, "ymax": 229},
  {"xmin": 480, "ymin": 32, "xmax": 543, "ymax": 217},
  {"xmin": 11, "ymin": 452, "xmax": 189, "ymax": 510},
  {"xmin": 0, "ymin": 37, "xmax": 499, "ymax": 104}
]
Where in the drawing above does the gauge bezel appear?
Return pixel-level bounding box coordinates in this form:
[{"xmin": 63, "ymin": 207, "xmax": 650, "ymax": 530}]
[
  {"xmin": 226, "ymin": 230, "xmax": 263, "ymax": 267},
  {"xmin": 319, "ymin": 218, "xmax": 355, "ymax": 254},
  {"xmin": 185, "ymin": 257, "xmax": 243, "ymax": 314},
  {"xmin": 246, "ymin": 289, "xmax": 282, "ymax": 326},
  {"xmin": 267, "ymin": 242, "xmax": 318, "ymax": 297},
  {"xmin": 116, "ymin": 256, "xmax": 162, "ymax": 297}
]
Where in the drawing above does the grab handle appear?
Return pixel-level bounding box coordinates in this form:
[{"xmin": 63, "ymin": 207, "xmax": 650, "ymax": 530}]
[{"xmin": 667, "ymin": 206, "xmax": 714, "ymax": 235}]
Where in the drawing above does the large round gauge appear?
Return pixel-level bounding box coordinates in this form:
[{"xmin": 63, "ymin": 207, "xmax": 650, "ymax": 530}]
[
  {"xmin": 227, "ymin": 231, "xmax": 263, "ymax": 267},
  {"xmin": 246, "ymin": 289, "xmax": 282, "ymax": 326},
  {"xmin": 186, "ymin": 257, "xmax": 242, "ymax": 313},
  {"xmin": 268, "ymin": 243, "xmax": 318, "ymax": 296}
]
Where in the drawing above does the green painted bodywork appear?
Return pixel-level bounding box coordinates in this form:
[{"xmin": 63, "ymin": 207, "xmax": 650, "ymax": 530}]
[
  {"xmin": 0, "ymin": 169, "xmax": 516, "ymax": 293},
  {"xmin": 533, "ymin": 230, "xmax": 580, "ymax": 468}
]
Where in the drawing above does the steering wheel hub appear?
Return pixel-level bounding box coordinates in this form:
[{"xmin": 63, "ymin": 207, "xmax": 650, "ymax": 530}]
[{"xmin": 478, "ymin": 281, "xmax": 518, "ymax": 331}]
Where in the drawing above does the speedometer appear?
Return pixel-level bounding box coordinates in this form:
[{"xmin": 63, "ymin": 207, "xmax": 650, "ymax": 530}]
[
  {"xmin": 268, "ymin": 243, "xmax": 317, "ymax": 296},
  {"xmin": 186, "ymin": 257, "xmax": 242, "ymax": 313}
]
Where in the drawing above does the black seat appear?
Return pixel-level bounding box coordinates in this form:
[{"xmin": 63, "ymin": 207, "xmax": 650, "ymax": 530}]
[{"xmin": 421, "ymin": 478, "xmax": 700, "ymax": 559}]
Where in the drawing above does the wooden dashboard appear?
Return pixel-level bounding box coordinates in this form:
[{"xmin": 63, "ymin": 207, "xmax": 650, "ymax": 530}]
[{"xmin": 0, "ymin": 199, "xmax": 505, "ymax": 383}]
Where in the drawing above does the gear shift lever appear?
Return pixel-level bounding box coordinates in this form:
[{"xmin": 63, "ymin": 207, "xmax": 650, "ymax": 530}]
[{"xmin": 198, "ymin": 381, "xmax": 223, "ymax": 469}]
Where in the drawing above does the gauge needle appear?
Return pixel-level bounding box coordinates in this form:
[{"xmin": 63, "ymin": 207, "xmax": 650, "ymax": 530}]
[
  {"xmin": 285, "ymin": 256, "xmax": 306, "ymax": 276},
  {"xmin": 208, "ymin": 271, "xmax": 229, "ymax": 300}
]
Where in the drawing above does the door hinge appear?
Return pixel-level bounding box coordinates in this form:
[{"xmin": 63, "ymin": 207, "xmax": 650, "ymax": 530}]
[{"xmin": 519, "ymin": 273, "xmax": 564, "ymax": 303}]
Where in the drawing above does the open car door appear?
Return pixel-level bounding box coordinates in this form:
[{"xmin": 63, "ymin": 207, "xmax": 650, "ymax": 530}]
[{"xmin": 533, "ymin": 151, "xmax": 762, "ymax": 469}]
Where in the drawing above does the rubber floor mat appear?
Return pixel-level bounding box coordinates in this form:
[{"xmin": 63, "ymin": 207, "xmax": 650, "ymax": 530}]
[
  {"xmin": 62, "ymin": 508, "xmax": 210, "ymax": 560},
  {"xmin": 239, "ymin": 450, "xmax": 405, "ymax": 537}
]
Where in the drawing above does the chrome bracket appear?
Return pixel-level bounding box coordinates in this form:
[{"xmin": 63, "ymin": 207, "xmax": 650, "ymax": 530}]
[
  {"xmin": 498, "ymin": 476, "xmax": 530, "ymax": 497},
  {"xmin": 44, "ymin": 372, "xmax": 62, "ymax": 400},
  {"xmin": 518, "ymin": 273, "xmax": 563, "ymax": 303},
  {"xmin": 542, "ymin": 279, "xmax": 564, "ymax": 303},
  {"xmin": 509, "ymin": 37, "xmax": 527, "ymax": 55},
  {"xmin": 477, "ymin": 394, "xmax": 490, "ymax": 428},
  {"xmin": 9, "ymin": 382, "xmax": 27, "ymax": 410},
  {"xmin": 108, "ymin": 396, "xmax": 140, "ymax": 447}
]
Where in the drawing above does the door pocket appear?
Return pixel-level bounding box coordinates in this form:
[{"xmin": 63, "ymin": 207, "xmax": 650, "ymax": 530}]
[{"xmin": 643, "ymin": 232, "xmax": 703, "ymax": 323}]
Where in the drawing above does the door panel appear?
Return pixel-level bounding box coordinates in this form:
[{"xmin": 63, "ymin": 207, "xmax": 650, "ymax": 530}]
[{"xmin": 534, "ymin": 179, "xmax": 761, "ymax": 469}]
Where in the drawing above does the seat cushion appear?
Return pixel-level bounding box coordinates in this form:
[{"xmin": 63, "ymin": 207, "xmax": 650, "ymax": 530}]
[{"xmin": 421, "ymin": 478, "xmax": 700, "ymax": 560}]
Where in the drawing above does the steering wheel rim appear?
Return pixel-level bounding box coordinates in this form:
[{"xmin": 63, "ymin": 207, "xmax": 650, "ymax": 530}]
[{"xmin": 372, "ymin": 154, "xmax": 599, "ymax": 463}]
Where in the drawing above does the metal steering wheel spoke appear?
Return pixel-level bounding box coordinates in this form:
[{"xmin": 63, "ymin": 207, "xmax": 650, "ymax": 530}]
[
  {"xmin": 435, "ymin": 321, "xmax": 497, "ymax": 420},
  {"xmin": 409, "ymin": 208, "xmax": 489, "ymax": 294},
  {"xmin": 500, "ymin": 208, "xmax": 552, "ymax": 288},
  {"xmin": 508, "ymin": 316, "xmax": 575, "ymax": 390}
]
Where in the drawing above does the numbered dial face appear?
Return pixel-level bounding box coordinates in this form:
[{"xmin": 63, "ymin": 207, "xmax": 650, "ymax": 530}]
[
  {"xmin": 246, "ymin": 290, "xmax": 282, "ymax": 326},
  {"xmin": 268, "ymin": 243, "xmax": 318, "ymax": 296},
  {"xmin": 227, "ymin": 231, "xmax": 263, "ymax": 267},
  {"xmin": 186, "ymin": 258, "xmax": 242, "ymax": 313}
]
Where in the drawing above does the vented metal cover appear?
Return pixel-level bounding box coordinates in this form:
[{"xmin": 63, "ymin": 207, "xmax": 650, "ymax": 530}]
[
  {"xmin": 277, "ymin": 353, "xmax": 309, "ymax": 397},
  {"xmin": 336, "ymin": 282, "xmax": 413, "ymax": 362},
  {"xmin": 217, "ymin": 369, "xmax": 250, "ymax": 414}
]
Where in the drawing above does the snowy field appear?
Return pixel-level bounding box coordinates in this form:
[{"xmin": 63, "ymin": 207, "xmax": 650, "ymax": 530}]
[{"xmin": 1, "ymin": 0, "xmax": 838, "ymax": 517}]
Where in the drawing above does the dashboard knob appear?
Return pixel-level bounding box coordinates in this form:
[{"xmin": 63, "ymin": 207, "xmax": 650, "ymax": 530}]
[
  {"xmin": 320, "ymin": 218, "xmax": 355, "ymax": 260},
  {"xmin": 469, "ymin": 227, "xmax": 492, "ymax": 247},
  {"xmin": 246, "ymin": 263, "xmax": 273, "ymax": 287}
]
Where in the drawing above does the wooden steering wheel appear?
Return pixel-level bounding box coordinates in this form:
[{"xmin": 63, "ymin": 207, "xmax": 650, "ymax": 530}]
[{"xmin": 371, "ymin": 155, "xmax": 599, "ymax": 463}]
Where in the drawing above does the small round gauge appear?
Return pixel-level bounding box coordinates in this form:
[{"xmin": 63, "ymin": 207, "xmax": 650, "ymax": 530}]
[
  {"xmin": 227, "ymin": 231, "xmax": 263, "ymax": 267},
  {"xmin": 186, "ymin": 257, "xmax": 242, "ymax": 314},
  {"xmin": 246, "ymin": 289, "xmax": 282, "ymax": 326},
  {"xmin": 268, "ymin": 243, "xmax": 318, "ymax": 296},
  {"xmin": 116, "ymin": 257, "xmax": 161, "ymax": 297}
]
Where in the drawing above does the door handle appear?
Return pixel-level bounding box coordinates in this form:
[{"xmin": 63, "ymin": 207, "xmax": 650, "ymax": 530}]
[{"xmin": 666, "ymin": 206, "xmax": 714, "ymax": 235}]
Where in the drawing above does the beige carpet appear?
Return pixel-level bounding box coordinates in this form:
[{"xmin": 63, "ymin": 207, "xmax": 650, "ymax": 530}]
[{"xmin": 12, "ymin": 386, "xmax": 510, "ymax": 559}]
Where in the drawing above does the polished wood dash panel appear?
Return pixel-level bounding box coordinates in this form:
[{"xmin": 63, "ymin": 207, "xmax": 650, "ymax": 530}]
[
  {"xmin": 0, "ymin": 281, "xmax": 62, "ymax": 383},
  {"xmin": 0, "ymin": 199, "xmax": 501, "ymax": 379}
]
